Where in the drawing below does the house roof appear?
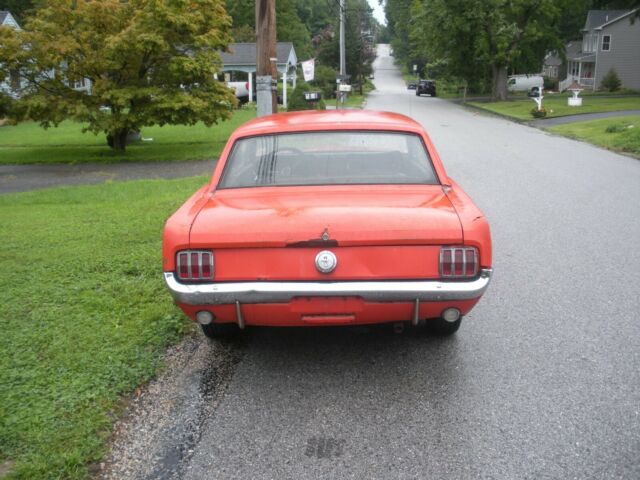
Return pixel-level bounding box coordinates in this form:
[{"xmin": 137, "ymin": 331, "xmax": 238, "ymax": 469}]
[
  {"xmin": 544, "ymin": 53, "xmax": 562, "ymax": 67},
  {"xmin": 583, "ymin": 10, "xmax": 632, "ymax": 31},
  {"xmin": 0, "ymin": 10, "xmax": 19, "ymax": 28},
  {"xmin": 597, "ymin": 8, "xmax": 639, "ymax": 30},
  {"xmin": 220, "ymin": 42, "xmax": 296, "ymax": 66},
  {"xmin": 565, "ymin": 41, "xmax": 582, "ymax": 61}
]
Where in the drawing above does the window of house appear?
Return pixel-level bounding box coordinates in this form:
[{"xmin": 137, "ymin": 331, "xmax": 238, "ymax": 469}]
[
  {"xmin": 602, "ymin": 35, "xmax": 611, "ymax": 51},
  {"xmin": 592, "ymin": 34, "xmax": 598, "ymax": 52}
]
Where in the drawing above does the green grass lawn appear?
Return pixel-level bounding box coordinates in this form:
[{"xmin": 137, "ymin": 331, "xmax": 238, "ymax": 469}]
[
  {"xmin": 469, "ymin": 95, "xmax": 640, "ymax": 120},
  {"xmin": 549, "ymin": 115, "xmax": 640, "ymax": 157},
  {"xmin": 0, "ymin": 108, "xmax": 256, "ymax": 165},
  {"xmin": 0, "ymin": 177, "xmax": 207, "ymax": 479}
]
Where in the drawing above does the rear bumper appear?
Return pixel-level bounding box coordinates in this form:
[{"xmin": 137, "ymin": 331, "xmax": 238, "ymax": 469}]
[{"xmin": 163, "ymin": 268, "xmax": 492, "ymax": 306}]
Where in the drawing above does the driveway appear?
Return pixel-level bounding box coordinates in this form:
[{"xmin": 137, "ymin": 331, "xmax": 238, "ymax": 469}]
[{"xmin": 103, "ymin": 44, "xmax": 640, "ymax": 480}]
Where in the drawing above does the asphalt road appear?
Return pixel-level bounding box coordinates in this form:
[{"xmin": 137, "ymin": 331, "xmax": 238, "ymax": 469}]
[{"xmin": 120, "ymin": 45, "xmax": 640, "ymax": 479}]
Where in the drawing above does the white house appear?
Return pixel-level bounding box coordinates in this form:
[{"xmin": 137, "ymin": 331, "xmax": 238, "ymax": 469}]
[
  {"xmin": 0, "ymin": 11, "xmax": 27, "ymax": 98},
  {"xmin": 0, "ymin": 11, "xmax": 93, "ymax": 98}
]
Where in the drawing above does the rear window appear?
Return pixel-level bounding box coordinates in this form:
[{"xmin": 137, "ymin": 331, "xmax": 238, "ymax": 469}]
[{"xmin": 218, "ymin": 131, "xmax": 439, "ymax": 188}]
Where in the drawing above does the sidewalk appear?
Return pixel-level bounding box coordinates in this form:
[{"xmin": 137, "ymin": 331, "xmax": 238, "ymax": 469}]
[
  {"xmin": 531, "ymin": 109, "xmax": 640, "ymax": 127},
  {"xmin": 0, "ymin": 159, "xmax": 216, "ymax": 194}
]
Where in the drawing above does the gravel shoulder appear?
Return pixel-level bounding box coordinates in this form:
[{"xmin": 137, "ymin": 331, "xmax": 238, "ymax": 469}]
[{"xmin": 97, "ymin": 333, "xmax": 246, "ymax": 480}]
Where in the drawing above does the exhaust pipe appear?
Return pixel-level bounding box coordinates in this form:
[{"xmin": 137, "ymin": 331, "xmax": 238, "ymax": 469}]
[{"xmin": 393, "ymin": 322, "xmax": 405, "ymax": 334}]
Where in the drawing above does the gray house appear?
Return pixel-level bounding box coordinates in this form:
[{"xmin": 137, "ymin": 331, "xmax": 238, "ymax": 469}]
[{"xmin": 561, "ymin": 9, "xmax": 640, "ymax": 91}]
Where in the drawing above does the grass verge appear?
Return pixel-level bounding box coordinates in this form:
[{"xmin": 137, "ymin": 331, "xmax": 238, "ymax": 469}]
[
  {"xmin": 469, "ymin": 95, "xmax": 640, "ymax": 120},
  {"xmin": 0, "ymin": 177, "xmax": 206, "ymax": 478},
  {"xmin": 548, "ymin": 115, "xmax": 640, "ymax": 157},
  {"xmin": 0, "ymin": 108, "xmax": 256, "ymax": 165}
]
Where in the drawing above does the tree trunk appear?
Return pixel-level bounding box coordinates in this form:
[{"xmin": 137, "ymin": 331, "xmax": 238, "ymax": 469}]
[
  {"xmin": 492, "ymin": 64, "xmax": 509, "ymax": 101},
  {"xmin": 107, "ymin": 128, "xmax": 129, "ymax": 151}
]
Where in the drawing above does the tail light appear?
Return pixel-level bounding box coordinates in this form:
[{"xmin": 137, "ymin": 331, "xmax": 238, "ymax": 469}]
[
  {"xmin": 440, "ymin": 247, "xmax": 478, "ymax": 278},
  {"xmin": 176, "ymin": 250, "xmax": 214, "ymax": 281}
]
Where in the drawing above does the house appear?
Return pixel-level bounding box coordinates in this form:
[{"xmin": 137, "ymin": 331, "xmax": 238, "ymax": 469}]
[
  {"xmin": 0, "ymin": 11, "xmax": 27, "ymax": 98},
  {"xmin": 542, "ymin": 52, "xmax": 563, "ymax": 80},
  {"xmin": 560, "ymin": 9, "xmax": 640, "ymax": 91},
  {"xmin": 220, "ymin": 42, "xmax": 298, "ymax": 108},
  {"xmin": 0, "ymin": 10, "xmax": 19, "ymax": 28},
  {"xmin": 1, "ymin": 11, "xmax": 92, "ymax": 98}
]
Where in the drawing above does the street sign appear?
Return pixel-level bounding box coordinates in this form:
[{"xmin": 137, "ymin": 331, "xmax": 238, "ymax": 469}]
[{"xmin": 338, "ymin": 84, "xmax": 352, "ymax": 92}]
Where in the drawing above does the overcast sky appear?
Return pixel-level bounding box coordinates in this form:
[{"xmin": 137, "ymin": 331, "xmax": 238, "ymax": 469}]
[{"xmin": 367, "ymin": 0, "xmax": 386, "ymax": 25}]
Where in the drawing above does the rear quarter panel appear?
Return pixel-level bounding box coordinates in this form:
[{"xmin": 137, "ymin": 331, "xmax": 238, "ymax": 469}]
[
  {"xmin": 445, "ymin": 179, "xmax": 493, "ymax": 268},
  {"xmin": 162, "ymin": 185, "xmax": 211, "ymax": 272}
]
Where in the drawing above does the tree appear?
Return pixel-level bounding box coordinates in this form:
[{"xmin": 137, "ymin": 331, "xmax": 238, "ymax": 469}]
[
  {"xmin": 0, "ymin": 0, "xmax": 237, "ymax": 151},
  {"xmin": 600, "ymin": 68, "xmax": 622, "ymax": 91},
  {"xmin": 409, "ymin": 0, "xmax": 564, "ymax": 100},
  {"xmin": 318, "ymin": 0, "xmax": 375, "ymax": 91},
  {"xmin": 0, "ymin": 0, "xmax": 40, "ymax": 22}
]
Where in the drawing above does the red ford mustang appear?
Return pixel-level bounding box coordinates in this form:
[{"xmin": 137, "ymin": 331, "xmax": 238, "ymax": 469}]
[{"xmin": 163, "ymin": 110, "xmax": 492, "ymax": 337}]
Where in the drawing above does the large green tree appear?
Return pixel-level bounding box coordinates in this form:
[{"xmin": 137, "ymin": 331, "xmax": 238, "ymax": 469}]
[
  {"xmin": 408, "ymin": 0, "xmax": 564, "ymax": 99},
  {"xmin": 0, "ymin": 0, "xmax": 236, "ymax": 151},
  {"xmin": 225, "ymin": 0, "xmax": 313, "ymax": 58}
]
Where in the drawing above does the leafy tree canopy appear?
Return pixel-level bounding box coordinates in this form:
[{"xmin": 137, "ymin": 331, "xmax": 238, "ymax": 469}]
[{"xmin": 0, "ymin": 0, "xmax": 237, "ymax": 151}]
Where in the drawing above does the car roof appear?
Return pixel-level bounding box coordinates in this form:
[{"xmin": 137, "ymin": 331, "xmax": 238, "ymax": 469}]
[{"xmin": 231, "ymin": 110, "xmax": 425, "ymax": 137}]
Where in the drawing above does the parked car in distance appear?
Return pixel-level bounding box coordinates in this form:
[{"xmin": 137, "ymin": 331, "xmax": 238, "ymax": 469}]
[
  {"xmin": 416, "ymin": 79, "xmax": 436, "ymax": 97},
  {"xmin": 407, "ymin": 81, "xmax": 417, "ymax": 89},
  {"xmin": 507, "ymin": 74, "xmax": 543, "ymax": 92},
  {"xmin": 163, "ymin": 110, "xmax": 493, "ymax": 338}
]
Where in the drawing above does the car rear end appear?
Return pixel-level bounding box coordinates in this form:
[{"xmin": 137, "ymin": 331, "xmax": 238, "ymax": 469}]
[{"xmin": 163, "ymin": 111, "xmax": 492, "ymax": 335}]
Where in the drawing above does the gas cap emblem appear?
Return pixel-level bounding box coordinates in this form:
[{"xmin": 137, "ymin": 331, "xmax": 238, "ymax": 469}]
[{"xmin": 315, "ymin": 250, "xmax": 337, "ymax": 274}]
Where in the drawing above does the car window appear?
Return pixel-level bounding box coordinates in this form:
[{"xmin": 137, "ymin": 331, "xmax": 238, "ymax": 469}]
[{"xmin": 218, "ymin": 131, "xmax": 439, "ymax": 188}]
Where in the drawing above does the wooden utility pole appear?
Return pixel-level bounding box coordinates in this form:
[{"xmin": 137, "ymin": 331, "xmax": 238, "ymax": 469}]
[{"xmin": 256, "ymin": 0, "xmax": 277, "ymax": 116}]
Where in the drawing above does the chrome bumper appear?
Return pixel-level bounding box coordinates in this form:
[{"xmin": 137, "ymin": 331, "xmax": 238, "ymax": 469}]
[{"xmin": 164, "ymin": 269, "xmax": 492, "ymax": 306}]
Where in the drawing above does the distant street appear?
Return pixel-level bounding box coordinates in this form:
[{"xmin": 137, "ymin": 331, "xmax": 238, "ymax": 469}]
[{"xmin": 110, "ymin": 45, "xmax": 640, "ymax": 480}]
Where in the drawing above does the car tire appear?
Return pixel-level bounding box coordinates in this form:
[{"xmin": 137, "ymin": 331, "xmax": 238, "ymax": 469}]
[
  {"xmin": 200, "ymin": 322, "xmax": 240, "ymax": 339},
  {"xmin": 427, "ymin": 316, "xmax": 461, "ymax": 336},
  {"xmin": 415, "ymin": 91, "xmax": 420, "ymax": 96}
]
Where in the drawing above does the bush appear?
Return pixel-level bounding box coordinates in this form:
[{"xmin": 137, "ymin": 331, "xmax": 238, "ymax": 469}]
[
  {"xmin": 530, "ymin": 107, "xmax": 547, "ymax": 118},
  {"xmin": 605, "ymin": 123, "xmax": 632, "ymax": 133},
  {"xmin": 287, "ymin": 82, "xmax": 326, "ymax": 111},
  {"xmin": 543, "ymin": 76, "xmax": 558, "ymax": 91},
  {"xmin": 600, "ymin": 68, "xmax": 622, "ymax": 92},
  {"xmin": 311, "ymin": 65, "xmax": 338, "ymax": 100}
]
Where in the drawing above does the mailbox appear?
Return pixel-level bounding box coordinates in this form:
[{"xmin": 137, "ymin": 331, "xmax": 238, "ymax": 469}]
[{"xmin": 304, "ymin": 91, "xmax": 321, "ymax": 102}]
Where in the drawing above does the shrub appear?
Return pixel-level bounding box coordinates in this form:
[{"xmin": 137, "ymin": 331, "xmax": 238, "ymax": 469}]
[
  {"xmin": 600, "ymin": 68, "xmax": 622, "ymax": 92},
  {"xmin": 311, "ymin": 65, "xmax": 338, "ymax": 100},
  {"xmin": 605, "ymin": 123, "xmax": 633, "ymax": 133},
  {"xmin": 530, "ymin": 107, "xmax": 547, "ymax": 118},
  {"xmin": 287, "ymin": 82, "xmax": 326, "ymax": 111}
]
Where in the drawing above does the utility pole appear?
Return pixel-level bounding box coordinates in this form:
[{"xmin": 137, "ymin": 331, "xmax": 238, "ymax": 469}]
[
  {"xmin": 337, "ymin": 0, "xmax": 346, "ymax": 108},
  {"xmin": 339, "ymin": 0, "xmax": 346, "ymax": 77},
  {"xmin": 256, "ymin": 0, "xmax": 277, "ymax": 117}
]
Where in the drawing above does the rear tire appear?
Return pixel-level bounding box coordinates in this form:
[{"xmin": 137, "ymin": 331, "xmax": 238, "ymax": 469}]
[
  {"xmin": 200, "ymin": 322, "xmax": 240, "ymax": 339},
  {"xmin": 427, "ymin": 316, "xmax": 462, "ymax": 336}
]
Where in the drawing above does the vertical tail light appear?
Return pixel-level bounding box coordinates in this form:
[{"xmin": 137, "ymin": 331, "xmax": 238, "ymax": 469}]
[
  {"xmin": 440, "ymin": 247, "xmax": 478, "ymax": 278},
  {"xmin": 176, "ymin": 250, "xmax": 214, "ymax": 281}
]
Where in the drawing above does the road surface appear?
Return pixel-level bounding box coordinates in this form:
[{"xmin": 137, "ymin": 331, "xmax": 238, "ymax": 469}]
[{"xmin": 107, "ymin": 45, "xmax": 640, "ymax": 480}]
